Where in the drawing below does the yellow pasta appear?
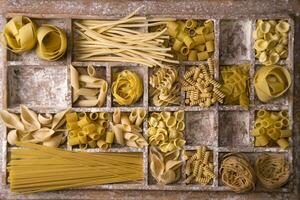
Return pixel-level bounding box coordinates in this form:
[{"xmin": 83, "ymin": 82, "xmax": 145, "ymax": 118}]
[
  {"xmin": 3, "ymin": 16, "xmax": 37, "ymax": 53},
  {"xmin": 66, "ymin": 112, "xmax": 110, "ymax": 149},
  {"xmin": 112, "ymin": 70, "xmax": 143, "ymax": 106},
  {"xmin": 254, "ymin": 19, "xmax": 289, "ymax": 65},
  {"xmin": 252, "ymin": 110, "xmax": 291, "ymax": 149},
  {"xmin": 8, "ymin": 142, "xmax": 143, "ymax": 193},
  {"xmin": 0, "ymin": 106, "xmax": 69, "ymax": 147},
  {"xmin": 254, "ymin": 65, "xmax": 291, "ymax": 103},
  {"xmin": 36, "ymin": 24, "xmax": 67, "ymax": 61},
  {"xmin": 148, "ymin": 111, "xmax": 185, "ymax": 152},
  {"xmin": 165, "ymin": 19, "xmax": 214, "ymax": 61}
]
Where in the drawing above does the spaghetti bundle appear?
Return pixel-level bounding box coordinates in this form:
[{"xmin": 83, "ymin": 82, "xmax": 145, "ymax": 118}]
[
  {"xmin": 73, "ymin": 8, "xmax": 178, "ymax": 67},
  {"xmin": 220, "ymin": 153, "xmax": 256, "ymax": 193},
  {"xmin": 7, "ymin": 142, "xmax": 143, "ymax": 193}
]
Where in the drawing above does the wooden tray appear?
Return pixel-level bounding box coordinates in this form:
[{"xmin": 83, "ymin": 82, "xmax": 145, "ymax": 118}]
[{"xmin": 1, "ymin": 12, "xmax": 295, "ymax": 192}]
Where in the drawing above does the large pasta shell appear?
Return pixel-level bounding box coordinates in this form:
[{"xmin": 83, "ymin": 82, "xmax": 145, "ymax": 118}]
[
  {"xmin": 51, "ymin": 108, "xmax": 71, "ymax": 130},
  {"xmin": 0, "ymin": 110, "xmax": 25, "ymax": 131},
  {"xmin": 32, "ymin": 127, "xmax": 55, "ymax": 142},
  {"xmin": 159, "ymin": 170, "xmax": 176, "ymax": 185},
  {"xmin": 42, "ymin": 132, "xmax": 63, "ymax": 147},
  {"xmin": 7, "ymin": 130, "xmax": 19, "ymax": 145},
  {"xmin": 20, "ymin": 105, "xmax": 40, "ymax": 131}
]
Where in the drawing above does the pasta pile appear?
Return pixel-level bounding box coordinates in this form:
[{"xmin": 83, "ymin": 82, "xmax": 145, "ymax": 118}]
[
  {"xmin": 255, "ymin": 154, "xmax": 289, "ymax": 190},
  {"xmin": 166, "ymin": 19, "xmax": 215, "ymax": 61},
  {"xmin": 254, "ymin": 20, "xmax": 289, "ymax": 65},
  {"xmin": 36, "ymin": 24, "xmax": 67, "ymax": 61},
  {"xmin": 149, "ymin": 66, "xmax": 181, "ymax": 106},
  {"xmin": 220, "ymin": 153, "xmax": 256, "ymax": 193},
  {"xmin": 66, "ymin": 112, "xmax": 112, "ymax": 149},
  {"xmin": 3, "ymin": 16, "xmax": 37, "ymax": 53},
  {"xmin": 2, "ymin": 16, "xmax": 67, "ymax": 60},
  {"xmin": 254, "ymin": 65, "xmax": 291, "ymax": 103},
  {"xmin": 252, "ymin": 110, "xmax": 291, "ymax": 149},
  {"xmin": 184, "ymin": 146, "xmax": 215, "ymax": 185},
  {"xmin": 149, "ymin": 146, "xmax": 182, "ymax": 185},
  {"xmin": 182, "ymin": 59, "xmax": 224, "ymax": 107},
  {"xmin": 111, "ymin": 108, "xmax": 147, "ymax": 148},
  {"xmin": 220, "ymin": 64, "xmax": 250, "ymax": 108},
  {"xmin": 70, "ymin": 65, "xmax": 108, "ymax": 107},
  {"xmin": 148, "ymin": 111, "xmax": 185, "ymax": 152},
  {"xmin": 112, "ymin": 70, "xmax": 143, "ymax": 106},
  {"xmin": 73, "ymin": 8, "xmax": 178, "ymax": 67},
  {"xmin": 0, "ymin": 105, "xmax": 69, "ymax": 147},
  {"xmin": 8, "ymin": 142, "xmax": 143, "ymax": 193}
]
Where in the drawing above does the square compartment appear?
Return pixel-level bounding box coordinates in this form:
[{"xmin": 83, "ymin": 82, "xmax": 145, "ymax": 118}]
[
  {"xmin": 7, "ymin": 18, "xmax": 69, "ymax": 65},
  {"xmin": 148, "ymin": 19, "xmax": 216, "ymax": 64},
  {"xmin": 185, "ymin": 111, "xmax": 216, "ymax": 146},
  {"xmin": 220, "ymin": 20, "xmax": 251, "ymax": 64},
  {"xmin": 219, "ymin": 111, "xmax": 250, "ymax": 147},
  {"xmin": 148, "ymin": 66, "xmax": 183, "ymax": 107},
  {"xmin": 111, "ymin": 65, "xmax": 146, "ymax": 107},
  {"xmin": 183, "ymin": 149, "xmax": 214, "ymax": 186},
  {"xmin": 71, "ymin": 66, "xmax": 107, "ymax": 108},
  {"xmin": 7, "ymin": 65, "xmax": 68, "ymax": 110},
  {"xmin": 254, "ymin": 65, "xmax": 289, "ymax": 106},
  {"xmin": 148, "ymin": 149, "xmax": 183, "ymax": 185},
  {"xmin": 219, "ymin": 64, "xmax": 251, "ymax": 108}
]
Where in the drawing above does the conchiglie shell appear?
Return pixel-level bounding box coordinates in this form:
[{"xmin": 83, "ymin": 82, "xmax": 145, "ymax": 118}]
[
  {"xmin": 150, "ymin": 153, "xmax": 165, "ymax": 180},
  {"xmin": 38, "ymin": 113, "xmax": 53, "ymax": 125},
  {"xmin": 20, "ymin": 105, "xmax": 41, "ymax": 131},
  {"xmin": 7, "ymin": 130, "xmax": 19, "ymax": 145},
  {"xmin": 269, "ymin": 52, "xmax": 280, "ymax": 64},
  {"xmin": 276, "ymin": 21, "xmax": 290, "ymax": 33},
  {"xmin": 254, "ymin": 39, "xmax": 268, "ymax": 51},
  {"xmin": 259, "ymin": 51, "xmax": 268, "ymax": 63},
  {"xmin": 32, "ymin": 127, "xmax": 55, "ymax": 142},
  {"xmin": 51, "ymin": 108, "xmax": 71, "ymax": 130},
  {"xmin": 43, "ymin": 133, "xmax": 63, "ymax": 147},
  {"xmin": 259, "ymin": 21, "xmax": 271, "ymax": 33},
  {"xmin": 159, "ymin": 170, "xmax": 176, "ymax": 184},
  {"xmin": 166, "ymin": 116, "xmax": 176, "ymax": 128},
  {"xmin": 0, "ymin": 110, "xmax": 25, "ymax": 131},
  {"xmin": 165, "ymin": 160, "xmax": 182, "ymax": 171}
]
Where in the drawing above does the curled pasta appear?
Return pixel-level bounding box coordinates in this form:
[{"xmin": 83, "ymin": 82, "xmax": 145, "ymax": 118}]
[
  {"xmin": 3, "ymin": 16, "xmax": 37, "ymax": 53},
  {"xmin": 112, "ymin": 70, "xmax": 143, "ymax": 106},
  {"xmin": 36, "ymin": 24, "xmax": 67, "ymax": 61}
]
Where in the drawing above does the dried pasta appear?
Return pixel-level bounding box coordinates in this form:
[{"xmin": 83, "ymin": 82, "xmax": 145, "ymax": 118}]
[
  {"xmin": 73, "ymin": 8, "xmax": 178, "ymax": 67},
  {"xmin": 165, "ymin": 19, "xmax": 214, "ymax": 61},
  {"xmin": 220, "ymin": 153, "xmax": 256, "ymax": 193},
  {"xmin": 36, "ymin": 24, "xmax": 67, "ymax": 61},
  {"xmin": 70, "ymin": 65, "xmax": 108, "ymax": 107},
  {"xmin": 111, "ymin": 108, "xmax": 147, "ymax": 148},
  {"xmin": 184, "ymin": 146, "xmax": 215, "ymax": 185},
  {"xmin": 66, "ymin": 111, "xmax": 111, "ymax": 149},
  {"xmin": 149, "ymin": 146, "xmax": 182, "ymax": 184},
  {"xmin": 220, "ymin": 64, "xmax": 250, "ymax": 108},
  {"xmin": 252, "ymin": 110, "xmax": 291, "ymax": 149},
  {"xmin": 254, "ymin": 65, "xmax": 291, "ymax": 103},
  {"xmin": 255, "ymin": 153, "xmax": 289, "ymax": 190},
  {"xmin": 112, "ymin": 70, "xmax": 143, "ymax": 106},
  {"xmin": 8, "ymin": 142, "xmax": 143, "ymax": 193},
  {"xmin": 2, "ymin": 16, "xmax": 37, "ymax": 53},
  {"xmin": 148, "ymin": 111, "xmax": 185, "ymax": 152},
  {"xmin": 254, "ymin": 19, "xmax": 289, "ymax": 65},
  {"xmin": 182, "ymin": 59, "xmax": 224, "ymax": 107},
  {"xmin": 0, "ymin": 105, "xmax": 69, "ymax": 147},
  {"xmin": 149, "ymin": 66, "xmax": 181, "ymax": 106}
]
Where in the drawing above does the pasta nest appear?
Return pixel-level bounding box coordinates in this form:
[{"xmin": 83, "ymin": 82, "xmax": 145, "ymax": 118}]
[
  {"xmin": 255, "ymin": 154, "xmax": 289, "ymax": 190},
  {"xmin": 112, "ymin": 70, "xmax": 143, "ymax": 105},
  {"xmin": 3, "ymin": 16, "xmax": 37, "ymax": 53}
]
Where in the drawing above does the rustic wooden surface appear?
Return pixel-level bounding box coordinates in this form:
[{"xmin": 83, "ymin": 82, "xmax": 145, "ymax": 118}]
[{"xmin": 1, "ymin": 0, "xmax": 300, "ymax": 199}]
